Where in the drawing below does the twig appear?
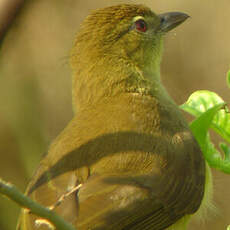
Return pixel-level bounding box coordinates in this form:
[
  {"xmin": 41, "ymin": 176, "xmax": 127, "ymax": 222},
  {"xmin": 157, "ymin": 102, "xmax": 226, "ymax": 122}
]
[
  {"xmin": 49, "ymin": 184, "xmax": 82, "ymax": 210},
  {"xmin": 0, "ymin": 0, "xmax": 25, "ymax": 41},
  {"xmin": 0, "ymin": 178, "xmax": 76, "ymax": 230}
]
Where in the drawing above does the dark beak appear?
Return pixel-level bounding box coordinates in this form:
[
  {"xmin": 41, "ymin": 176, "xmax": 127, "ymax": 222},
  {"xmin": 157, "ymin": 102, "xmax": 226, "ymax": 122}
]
[{"xmin": 157, "ymin": 12, "xmax": 190, "ymax": 32}]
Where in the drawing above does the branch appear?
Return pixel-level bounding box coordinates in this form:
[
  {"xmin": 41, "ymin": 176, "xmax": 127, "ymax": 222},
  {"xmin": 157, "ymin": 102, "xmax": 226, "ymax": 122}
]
[
  {"xmin": 0, "ymin": 178, "xmax": 76, "ymax": 230},
  {"xmin": 0, "ymin": 0, "xmax": 26, "ymax": 41}
]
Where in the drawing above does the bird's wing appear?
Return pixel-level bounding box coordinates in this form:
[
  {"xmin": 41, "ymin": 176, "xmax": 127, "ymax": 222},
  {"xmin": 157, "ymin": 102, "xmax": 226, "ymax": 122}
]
[
  {"xmin": 18, "ymin": 173, "xmax": 182, "ymax": 230},
  {"xmin": 73, "ymin": 173, "xmax": 184, "ymax": 230},
  {"xmin": 17, "ymin": 116, "xmax": 205, "ymax": 230},
  {"xmin": 73, "ymin": 133, "xmax": 205, "ymax": 230},
  {"xmin": 17, "ymin": 163, "xmax": 83, "ymax": 230},
  {"xmin": 18, "ymin": 163, "xmax": 199, "ymax": 230}
]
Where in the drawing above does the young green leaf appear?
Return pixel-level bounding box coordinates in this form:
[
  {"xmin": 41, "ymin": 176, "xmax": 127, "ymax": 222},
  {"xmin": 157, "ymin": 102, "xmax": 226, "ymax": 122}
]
[
  {"xmin": 189, "ymin": 103, "xmax": 225, "ymax": 153},
  {"xmin": 220, "ymin": 142, "xmax": 230, "ymax": 161},
  {"xmin": 181, "ymin": 90, "xmax": 230, "ymax": 143},
  {"xmin": 181, "ymin": 90, "xmax": 230, "ymax": 173}
]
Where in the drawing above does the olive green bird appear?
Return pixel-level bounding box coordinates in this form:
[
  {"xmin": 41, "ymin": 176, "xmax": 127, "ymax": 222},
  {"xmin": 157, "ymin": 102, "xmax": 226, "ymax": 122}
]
[{"xmin": 18, "ymin": 4, "xmax": 213, "ymax": 230}]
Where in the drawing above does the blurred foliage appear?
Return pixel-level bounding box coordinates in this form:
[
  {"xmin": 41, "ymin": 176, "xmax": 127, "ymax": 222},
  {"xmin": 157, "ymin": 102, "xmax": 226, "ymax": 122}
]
[
  {"xmin": 0, "ymin": 1, "xmax": 229, "ymax": 230},
  {"xmin": 227, "ymin": 70, "xmax": 230, "ymax": 89}
]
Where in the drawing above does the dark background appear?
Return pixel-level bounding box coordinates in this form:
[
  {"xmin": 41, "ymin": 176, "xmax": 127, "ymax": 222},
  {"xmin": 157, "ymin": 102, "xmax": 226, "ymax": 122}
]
[{"xmin": 0, "ymin": 0, "xmax": 229, "ymax": 229}]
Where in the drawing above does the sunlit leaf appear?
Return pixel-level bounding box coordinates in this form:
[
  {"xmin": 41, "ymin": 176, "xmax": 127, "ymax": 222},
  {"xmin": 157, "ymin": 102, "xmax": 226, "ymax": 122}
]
[
  {"xmin": 220, "ymin": 142, "xmax": 230, "ymax": 161},
  {"xmin": 181, "ymin": 90, "xmax": 230, "ymax": 174},
  {"xmin": 180, "ymin": 90, "xmax": 230, "ymax": 143},
  {"xmin": 189, "ymin": 103, "xmax": 225, "ymax": 154}
]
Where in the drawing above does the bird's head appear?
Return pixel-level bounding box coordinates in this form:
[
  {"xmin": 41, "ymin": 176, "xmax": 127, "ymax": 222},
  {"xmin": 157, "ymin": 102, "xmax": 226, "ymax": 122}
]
[{"xmin": 71, "ymin": 4, "xmax": 189, "ymax": 111}]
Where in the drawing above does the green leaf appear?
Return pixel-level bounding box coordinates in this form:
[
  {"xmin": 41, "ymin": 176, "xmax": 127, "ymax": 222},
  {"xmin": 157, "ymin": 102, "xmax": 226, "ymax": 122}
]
[
  {"xmin": 181, "ymin": 90, "xmax": 230, "ymax": 174},
  {"xmin": 220, "ymin": 142, "xmax": 230, "ymax": 161},
  {"xmin": 180, "ymin": 90, "xmax": 230, "ymax": 143},
  {"xmin": 180, "ymin": 90, "xmax": 224, "ymax": 116},
  {"xmin": 189, "ymin": 103, "xmax": 225, "ymax": 152},
  {"xmin": 227, "ymin": 70, "xmax": 230, "ymax": 89}
]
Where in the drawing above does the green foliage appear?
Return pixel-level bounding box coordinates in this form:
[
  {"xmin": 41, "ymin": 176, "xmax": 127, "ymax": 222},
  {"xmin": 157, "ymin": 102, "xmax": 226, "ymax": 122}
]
[
  {"xmin": 180, "ymin": 75, "xmax": 230, "ymax": 174},
  {"xmin": 181, "ymin": 73, "xmax": 230, "ymax": 230},
  {"xmin": 227, "ymin": 70, "xmax": 230, "ymax": 89}
]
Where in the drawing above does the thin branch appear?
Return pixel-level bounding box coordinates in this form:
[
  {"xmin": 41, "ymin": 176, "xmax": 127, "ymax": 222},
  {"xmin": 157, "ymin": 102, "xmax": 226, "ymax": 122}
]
[
  {"xmin": 0, "ymin": 178, "xmax": 76, "ymax": 230},
  {"xmin": 49, "ymin": 184, "xmax": 82, "ymax": 211},
  {"xmin": 0, "ymin": 0, "xmax": 25, "ymax": 41}
]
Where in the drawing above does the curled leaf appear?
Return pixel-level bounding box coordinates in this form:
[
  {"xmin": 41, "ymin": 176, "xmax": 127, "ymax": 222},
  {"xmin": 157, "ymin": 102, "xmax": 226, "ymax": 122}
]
[
  {"xmin": 181, "ymin": 90, "xmax": 230, "ymax": 174},
  {"xmin": 181, "ymin": 90, "xmax": 230, "ymax": 143}
]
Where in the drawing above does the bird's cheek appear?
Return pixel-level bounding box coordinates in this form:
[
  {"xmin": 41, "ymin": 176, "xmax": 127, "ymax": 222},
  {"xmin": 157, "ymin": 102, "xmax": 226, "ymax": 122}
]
[{"xmin": 119, "ymin": 34, "xmax": 142, "ymax": 55}]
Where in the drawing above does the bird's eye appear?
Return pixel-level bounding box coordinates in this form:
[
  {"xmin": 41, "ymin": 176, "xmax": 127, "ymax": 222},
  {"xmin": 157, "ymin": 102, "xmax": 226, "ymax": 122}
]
[{"xmin": 135, "ymin": 19, "xmax": 147, "ymax": 32}]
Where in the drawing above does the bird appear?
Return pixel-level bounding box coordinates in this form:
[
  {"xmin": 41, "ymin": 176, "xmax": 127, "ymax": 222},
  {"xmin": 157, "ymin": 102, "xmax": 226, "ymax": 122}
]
[{"xmin": 17, "ymin": 4, "xmax": 213, "ymax": 230}]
